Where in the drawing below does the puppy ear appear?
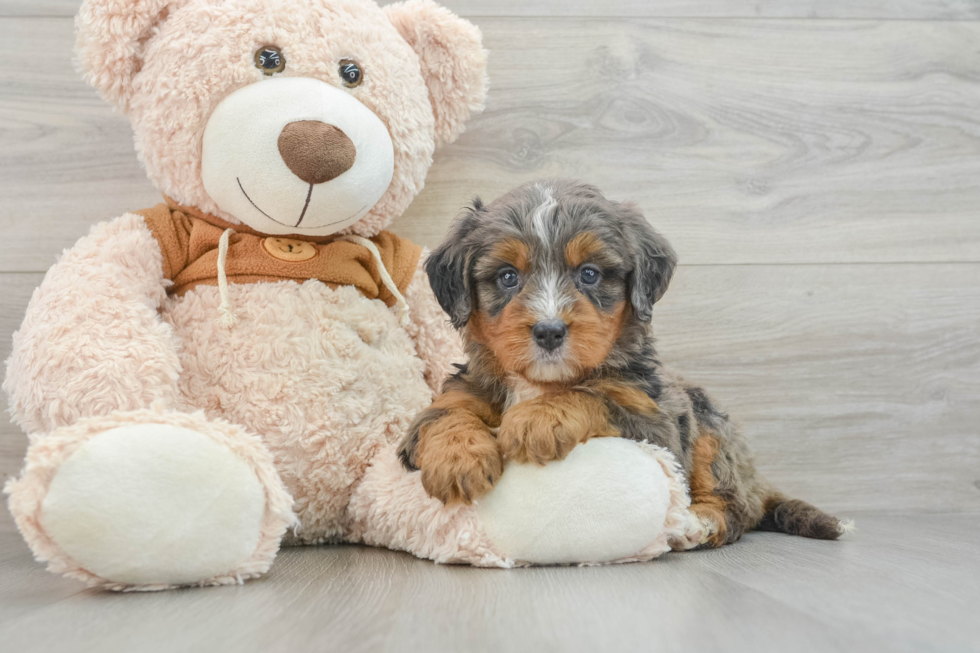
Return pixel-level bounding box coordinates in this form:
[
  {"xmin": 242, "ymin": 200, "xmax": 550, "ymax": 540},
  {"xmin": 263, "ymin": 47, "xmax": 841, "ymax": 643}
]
[
  {"xmin": 620, "ymin": 203, "xmax": 677, "ymax": 322},
  {"xmin": 384, "ymin": 0, "xmax": 489, "ymax": 148},
  {"xmin": 76, "ymin": 0, "xmax": 184, "ymax": 111},
  {"xmin": 425, "ymin": 200, "xmax": 484, "ymax": 329}
]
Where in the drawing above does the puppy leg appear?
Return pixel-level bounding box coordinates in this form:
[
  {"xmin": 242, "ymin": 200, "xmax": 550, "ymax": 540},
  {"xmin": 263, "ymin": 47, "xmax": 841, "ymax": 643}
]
[
  {"xmin": 399, "ymin": 386, "xmax": 503, "ymax": 505},
  {"xmin": 497, "ymin": 390, "xmax": 618, "ymax": 465},
  {"xmin": 681, "ymin": 432, "xmax": 756, "ymax": 549}
]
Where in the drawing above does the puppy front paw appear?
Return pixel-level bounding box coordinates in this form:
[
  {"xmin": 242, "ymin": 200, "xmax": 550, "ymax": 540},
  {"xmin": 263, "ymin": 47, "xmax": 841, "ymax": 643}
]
[
  {"xmin": 416, "ymin": 415, "xmax": 503, "ymax": 505},
  {"xmin": 497, "ymin": 398, "xmax": 586, "ymax": 465}
]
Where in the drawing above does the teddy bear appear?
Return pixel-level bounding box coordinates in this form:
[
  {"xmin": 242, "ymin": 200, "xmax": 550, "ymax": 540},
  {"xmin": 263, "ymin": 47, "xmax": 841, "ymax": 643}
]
[{"xmin": 3, "ymin": 0, "xmax": 691, "ymax": 591}]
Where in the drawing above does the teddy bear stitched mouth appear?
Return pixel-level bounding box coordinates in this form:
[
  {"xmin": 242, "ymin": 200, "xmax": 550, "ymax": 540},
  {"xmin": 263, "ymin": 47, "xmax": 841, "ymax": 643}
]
[{"xmin": 235, "ymin": 177, "xmax": 367, "ymax": 230}]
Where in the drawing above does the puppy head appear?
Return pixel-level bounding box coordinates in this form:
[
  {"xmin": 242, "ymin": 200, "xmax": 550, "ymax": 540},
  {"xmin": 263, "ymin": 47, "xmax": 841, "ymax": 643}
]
[{"xmin": 427, "ymin": 179, "xmax": 677, "ymax": 383}]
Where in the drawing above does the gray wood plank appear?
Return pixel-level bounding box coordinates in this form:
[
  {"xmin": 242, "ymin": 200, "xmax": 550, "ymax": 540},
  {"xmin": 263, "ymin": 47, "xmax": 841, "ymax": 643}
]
[
  {"xmin": 0, "ymin": 0, "xmax": 79, "ymax": 17},
  {"xmin": 0, "ymin": 19, "xmax": 162, "ymax": 273},
  {"xmin": 2, "ymin": 264, "xmax": 978, "ymax": 516},
  {"xmin": 3, "ymin": 17, "xmax": 980, "ymax": 270},
  {"xmin": 694, "ymin": 513, "xmax": 980, "ymax": 653},
  {"xmin": 395, "ymin": 18, "xmax": 980, "ymax": 264},
  {"xmin": 5, "ymin": 0, "xmax": 980, "ymax": 19},
  {"xmin": 653, "ymin": 262, "xmax": 980, "ymax": 514},
  {"xmin": 0, "ymin": 273, "xmax": 40, "ymax": 507},
  {"xmin": 0, "ymin": 513, "xmax": 976, "ymax": 653},
  {"xmin": 435, "ymin": 0, "xmax": 980, "ymax": 19}
]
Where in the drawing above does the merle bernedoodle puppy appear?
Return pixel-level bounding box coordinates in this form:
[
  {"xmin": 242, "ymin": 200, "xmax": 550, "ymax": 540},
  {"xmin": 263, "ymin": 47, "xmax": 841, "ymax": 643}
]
[{"xmin": 399, "ymin": 179, "xmax": 846, "ymax": 549}]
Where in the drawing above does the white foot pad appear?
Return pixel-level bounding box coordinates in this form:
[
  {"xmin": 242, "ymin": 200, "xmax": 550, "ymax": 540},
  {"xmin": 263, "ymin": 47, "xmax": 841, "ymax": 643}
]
[
  {"xmin": 476, "ymin": 438, "xmax": 673, "ymax": 564},
  {"xmin": 41, "ymin": 423, "xmax": 266, "ymax": 586}
]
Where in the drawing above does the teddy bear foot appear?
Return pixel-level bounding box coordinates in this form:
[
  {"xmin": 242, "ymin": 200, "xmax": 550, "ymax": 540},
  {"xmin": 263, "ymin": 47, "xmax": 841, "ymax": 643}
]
[
  {"xmin": 349, "ymin": 438, "xmax": 693, "ymax": 567},
  {"xmin": 5, "ymin": 410, "xmax": 295, "ymax": 591}
]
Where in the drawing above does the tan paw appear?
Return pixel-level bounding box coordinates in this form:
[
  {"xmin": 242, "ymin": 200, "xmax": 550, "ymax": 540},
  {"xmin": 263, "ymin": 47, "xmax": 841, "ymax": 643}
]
[
  {"xmin": 417, "ymin": 417, "xmax": 503, "ymax": 505},
  {"xmin": 497, "ymin": 399, "xmax": 586, "ymax": 465}
]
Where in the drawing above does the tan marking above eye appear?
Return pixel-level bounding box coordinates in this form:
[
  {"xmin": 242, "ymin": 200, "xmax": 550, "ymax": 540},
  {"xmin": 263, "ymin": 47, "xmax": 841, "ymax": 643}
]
[
  {"xmin": 565, "ymin": 232, "xmax": 604, "ymax": 268},
  {"xmin": 490, "ymin": 238, "xmax": 530, "ymax": 272}
]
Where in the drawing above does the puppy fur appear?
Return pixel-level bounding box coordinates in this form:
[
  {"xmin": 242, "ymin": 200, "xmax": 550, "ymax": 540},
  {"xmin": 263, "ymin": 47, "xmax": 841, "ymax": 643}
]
[{"xmin": 400, "ymin": 179, "xmax": 844, "ymax": 548}]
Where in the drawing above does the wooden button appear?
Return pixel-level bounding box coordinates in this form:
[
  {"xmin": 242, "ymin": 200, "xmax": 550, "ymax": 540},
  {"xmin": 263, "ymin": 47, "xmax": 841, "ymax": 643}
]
[{"xmin": 262, "ymin": 237, "xmax": 317, "ymax": 262}]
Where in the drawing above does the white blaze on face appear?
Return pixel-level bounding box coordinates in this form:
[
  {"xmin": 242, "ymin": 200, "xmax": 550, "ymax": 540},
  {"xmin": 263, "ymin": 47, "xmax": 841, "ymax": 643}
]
[
  {"xmin": 525, "ymin": 186, "xmax": 569, "ymax": 322},
  {"xmin": 522, "ymin": 186, "xmax": 578, "ymax": 382},
  {"xmin": 527, "ymin": 271, "xmax": 570, "ymax": 322},
  {"xmin": 530, "ymin": 185, "xmax": 557, "ymax": 244},
  {"xmin": 201, "ymin": 77, "xmax": 394, "ymax": 236}
]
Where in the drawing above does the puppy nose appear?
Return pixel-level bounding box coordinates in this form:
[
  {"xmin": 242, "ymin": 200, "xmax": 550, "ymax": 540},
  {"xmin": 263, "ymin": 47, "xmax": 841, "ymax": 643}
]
[
  {"xmin": 277, "ymin": 120, "xmax": 356, "ymax": 185},
  {"xmin": 532, "ymin": 320, "xmax": 568, "ymax": 351}
]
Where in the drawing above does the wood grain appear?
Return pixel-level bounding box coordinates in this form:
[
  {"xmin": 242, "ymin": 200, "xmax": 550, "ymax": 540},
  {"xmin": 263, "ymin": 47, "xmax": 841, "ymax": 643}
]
[
  {"xmin": 0, "ymin": 19, "xmax": 162, "ymax": 272},
  {"xmin": 0, "ymin": 0, "xmax": 79, "ymax": 17},
  {"xmin": 654, "ymin": 263, "xmax": 980, "ymax": 514},
  {"xmin": 5, "ymin": 0, "xmax": 980, "ymax": 19},
  {"xmin": 3, "ymin": 17, "xmax": 980, "ymax": 270},
  {"xmin": 0, "ymin": 274, "xmax": 40, "ymax": 501},
  {"xmin": 693, "ymin": 511, "xmax": 980, "ymax": 652},
  {"xmin": 2, "ymin": 264, "xmax": 978, "ymax": 516},
  {"xmin": 395, "ymin": 18, "xmax": 980, "ymax": 263},
  {"xmin": 436, "ymin": 0, "xmax": 980, "ymax": 19},
  {"xmin": 0, "ymin": 513, "xmax": 976, "ymax": 653}
]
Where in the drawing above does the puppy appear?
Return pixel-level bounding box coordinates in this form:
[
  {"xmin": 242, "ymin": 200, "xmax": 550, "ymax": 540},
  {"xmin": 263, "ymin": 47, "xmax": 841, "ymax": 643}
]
[{"xmin": 399, "ymin": 179, "xmax": 845, "ymax": 549}]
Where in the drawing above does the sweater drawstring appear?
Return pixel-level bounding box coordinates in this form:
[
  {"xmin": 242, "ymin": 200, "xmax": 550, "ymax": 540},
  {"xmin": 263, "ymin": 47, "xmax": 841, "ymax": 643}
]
[
  {"xmin": 216, "ymin": 228, "xmax": 238, "ymax": 327},
  {"xmin": 336, "ymin": 234, "xmax": 411, "ymax": 327},
  {"xmin": 214, "ymin": 230, "xmax": 410, "ymax": 328}
]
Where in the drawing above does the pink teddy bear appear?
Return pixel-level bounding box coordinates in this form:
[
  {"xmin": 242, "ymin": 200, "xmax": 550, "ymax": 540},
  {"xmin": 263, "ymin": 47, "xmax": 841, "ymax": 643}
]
[{"xmin": 5, "ymin": 0, "xmax": 689, "ymax": 591}]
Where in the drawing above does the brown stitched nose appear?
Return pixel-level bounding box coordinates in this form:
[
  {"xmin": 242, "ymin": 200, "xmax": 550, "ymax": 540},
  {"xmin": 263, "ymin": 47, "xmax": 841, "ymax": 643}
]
[{"xmin": 277, "ymin": 120, "xmax": 356, "ymax": 185}]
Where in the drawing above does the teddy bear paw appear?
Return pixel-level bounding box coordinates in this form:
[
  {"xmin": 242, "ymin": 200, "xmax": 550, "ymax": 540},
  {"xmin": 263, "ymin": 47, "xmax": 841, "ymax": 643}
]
[{"xmin": 20, "ymin": 419, "xmax": 283, "ymax": 589}]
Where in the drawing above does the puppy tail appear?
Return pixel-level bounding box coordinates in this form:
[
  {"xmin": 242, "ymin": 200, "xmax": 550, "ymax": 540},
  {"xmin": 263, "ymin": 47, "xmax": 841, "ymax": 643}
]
[{"xmin": 755, "ymin": 490, "xmax": 852, "ymax": 540}]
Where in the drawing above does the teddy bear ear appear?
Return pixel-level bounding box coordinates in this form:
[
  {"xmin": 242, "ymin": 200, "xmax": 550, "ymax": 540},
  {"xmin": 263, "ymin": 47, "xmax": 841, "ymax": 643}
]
[
  {"xmin": 75, "ymin": 0, "xmax": 183, "ymax": 111},
  {"xmin": 384, "ymin": 0, "xmax": 489, "ymax": 148}
]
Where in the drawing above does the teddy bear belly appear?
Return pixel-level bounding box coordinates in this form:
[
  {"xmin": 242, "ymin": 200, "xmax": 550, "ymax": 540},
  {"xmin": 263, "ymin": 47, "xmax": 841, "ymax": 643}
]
[{"xmin": 161, "ymin": 280, "xmax": 432, "ymax": 543}]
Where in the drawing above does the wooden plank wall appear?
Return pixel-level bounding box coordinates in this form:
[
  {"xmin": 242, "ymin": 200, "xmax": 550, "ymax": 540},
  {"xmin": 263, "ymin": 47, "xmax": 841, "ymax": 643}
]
[{"xmin": 1, "ymin": 1, "xmax": 978, "ymax": 517}]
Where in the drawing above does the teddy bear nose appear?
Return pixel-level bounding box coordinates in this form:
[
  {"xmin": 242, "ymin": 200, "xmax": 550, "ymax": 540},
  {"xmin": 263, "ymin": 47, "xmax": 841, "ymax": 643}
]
[{"xmin": 277, "ymin": 120, "xmax": 357, "ymax": 185}]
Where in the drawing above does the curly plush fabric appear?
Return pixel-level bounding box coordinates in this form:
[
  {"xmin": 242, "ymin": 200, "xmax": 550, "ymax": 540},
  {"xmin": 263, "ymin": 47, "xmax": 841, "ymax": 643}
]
[
  {"xmin": 4, "ymin": 407, "xmax": 296, "ymax": 591},
  {"xmin": 384, "ymin": 0, "xmax": 489, "ymax": 148},
  {"xmin": 348, "ymin": 444, "xmax": 510, "ymax": 567},
  {"xmin": 3, "ymin": 214, "xmax": 180, "ymax": 435},
  {"xmin": 161, "ymin": 272, "xmax": 435, "ymax": 542},
  {"xmin": 75, "ymin": 0, "xmax": 488, "ymax": 237}
]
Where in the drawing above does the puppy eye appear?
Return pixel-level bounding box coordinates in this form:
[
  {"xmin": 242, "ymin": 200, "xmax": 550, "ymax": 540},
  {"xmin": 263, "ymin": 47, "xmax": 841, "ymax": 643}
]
[
  {"xmin": 339, "ymin": 59, "xmax": 363, "ymax": 87},
  {"xmin": 497, "ymin": 269, "xmax": 520, "ymax": 290},
  {"xmin": 255, "ymin": 46, "xmax": 286, "ymax": 75},
  {"xmin": 579, "ymin": 266, "xmax": 601, "ymax": 286}
]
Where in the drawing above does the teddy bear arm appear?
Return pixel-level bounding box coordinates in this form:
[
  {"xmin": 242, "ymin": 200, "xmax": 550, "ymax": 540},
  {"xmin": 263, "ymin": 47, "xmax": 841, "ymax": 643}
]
[
  {"xmin": 4, "ymin": 213, "xmax": 181, "ymax": 435},
  {"xmin": 401, "ymin": 250, "xmax": 466, "ymax": 393}
]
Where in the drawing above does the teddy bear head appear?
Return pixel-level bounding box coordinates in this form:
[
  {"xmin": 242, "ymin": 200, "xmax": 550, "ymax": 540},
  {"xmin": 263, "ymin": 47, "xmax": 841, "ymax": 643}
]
[{"xmin": 76, "ymin": 0, "xmax": 488, "ymax": 237}]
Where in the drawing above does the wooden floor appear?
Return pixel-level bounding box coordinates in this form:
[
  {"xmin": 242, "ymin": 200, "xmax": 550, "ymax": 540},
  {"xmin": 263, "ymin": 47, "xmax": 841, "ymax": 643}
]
[
  {"xmin": 1, "ymin": 0, "xmax": 978, "ymax": 651},
  {"xmin": 0, "ymin": 513, "xmax": 977, "ymax": 653}
]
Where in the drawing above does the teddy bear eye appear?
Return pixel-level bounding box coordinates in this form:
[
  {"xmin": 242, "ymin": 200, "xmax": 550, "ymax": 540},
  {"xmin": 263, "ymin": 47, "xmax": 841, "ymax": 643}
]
[
  {"xmin": 339, "ymin": 59, "xmax": 363, "ymax": 88},
  {"xmin": 255, "ymin": 46, "xmax": 286, "ymax": 75}
]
